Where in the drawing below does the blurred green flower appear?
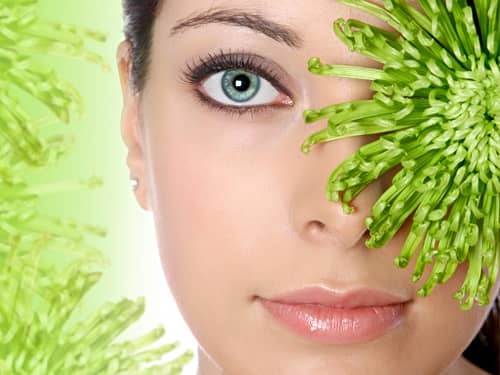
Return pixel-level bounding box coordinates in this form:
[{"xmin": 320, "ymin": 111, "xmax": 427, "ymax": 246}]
[
  {"xmin": 302, "ymin": 0, "xmax": 499, "ymax": 310},
  {"xmin": 0, "ymin": 0, "xmax": 193, "ymax": 373}
]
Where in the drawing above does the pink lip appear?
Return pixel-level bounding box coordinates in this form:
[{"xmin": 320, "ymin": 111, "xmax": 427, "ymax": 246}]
[{"xmin": 258, "ymin": 286, "xmax": 410, "ymax": 344}]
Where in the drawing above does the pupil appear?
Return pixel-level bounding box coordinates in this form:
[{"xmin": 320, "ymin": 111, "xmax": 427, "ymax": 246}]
[{"xmin": 233, "ymin": 74, "xmax": 250, "ymax": 91}]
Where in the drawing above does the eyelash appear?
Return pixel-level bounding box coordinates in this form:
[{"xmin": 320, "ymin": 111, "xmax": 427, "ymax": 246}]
[{"xmin": 180, "ymin": 48, "xmax": 293, "ymax": 119}]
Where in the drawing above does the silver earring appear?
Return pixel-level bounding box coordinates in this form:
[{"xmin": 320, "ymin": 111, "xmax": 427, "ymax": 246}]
[{"xmin": 130, "ymin": 177, "xmax": 139, "ymax": 190}]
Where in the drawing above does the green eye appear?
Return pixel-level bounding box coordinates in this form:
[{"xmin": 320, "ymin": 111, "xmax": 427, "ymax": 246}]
[{"xmin": 221, "ymin": 70, "xmax": 261, "ymax": 102}]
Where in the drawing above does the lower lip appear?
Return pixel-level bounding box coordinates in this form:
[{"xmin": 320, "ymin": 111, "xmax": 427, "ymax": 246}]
[{"xmin": 259, "ymin": 298, "xmax": 407, "ymax": 344}]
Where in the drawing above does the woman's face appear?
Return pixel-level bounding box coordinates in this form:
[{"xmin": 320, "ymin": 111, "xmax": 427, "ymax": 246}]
[{"xmin": 118, "ymin": 0, "xmax": 500, "ymax": 374}]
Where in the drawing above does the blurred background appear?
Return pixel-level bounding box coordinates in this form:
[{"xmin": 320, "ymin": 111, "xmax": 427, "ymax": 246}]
[{"xmin": 35, "ymin": 1, "xmax": 199, "ymax": 373}]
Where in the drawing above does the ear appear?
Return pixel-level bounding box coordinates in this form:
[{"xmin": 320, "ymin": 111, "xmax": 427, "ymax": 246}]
[{"xmin": 116, "ymin": 40, "xmax": 151, "ymax": 211}]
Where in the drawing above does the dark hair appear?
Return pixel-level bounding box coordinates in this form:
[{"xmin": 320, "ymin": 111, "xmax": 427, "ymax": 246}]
[
  {"xmin": 121, "ymin": 1, "xmax": 500, "ymax": 374},
  {"xmin": 463, "ymin": 297, "xmax": 500, "ymax": 375},
  {"xmin": 122, "ymin": 0, "xmax": 163, "ymax": 94}
]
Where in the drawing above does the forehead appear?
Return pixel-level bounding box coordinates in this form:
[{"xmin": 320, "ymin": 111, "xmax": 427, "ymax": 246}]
[{"xmin": 156, "ymin": 0, "xmax": 400, "ymax": 41}]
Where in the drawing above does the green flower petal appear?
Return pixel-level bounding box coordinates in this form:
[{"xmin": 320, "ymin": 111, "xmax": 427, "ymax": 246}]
[
  {"xmin": 302, "ymin": 0, "xmax": 500, "ymax": 310},
  {"xmin": 0, "ymin": 0, "xmax": 193, "ymax": 372}
]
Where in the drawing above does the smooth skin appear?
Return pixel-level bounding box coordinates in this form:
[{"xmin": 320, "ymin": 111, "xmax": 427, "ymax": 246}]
[{"xmin": 117, "ymin": 0, "xmax": 499, "ymax": 374}]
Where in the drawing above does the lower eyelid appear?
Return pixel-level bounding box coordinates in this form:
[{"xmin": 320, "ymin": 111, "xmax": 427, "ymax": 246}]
[
  {"xmin": 193, "ymin": 88, "xmax": 286, "ymax": 118},
  {"xmin": 203, "ymin": 89, "xmax": 292, "ymax": 112}
]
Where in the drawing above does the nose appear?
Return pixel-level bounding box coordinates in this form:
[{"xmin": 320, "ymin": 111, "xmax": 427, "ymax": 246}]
[
  {"xmin": 287, "ymin": 65, "xmax": 388, "ymax": 250},
  {"xmin": 289, "ymin": 133, "xmax": 385, "ymax": 249}
]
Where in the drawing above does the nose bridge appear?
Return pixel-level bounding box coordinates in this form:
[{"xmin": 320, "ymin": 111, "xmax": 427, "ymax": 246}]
[
  {"xmin": 287, "ymin": 69, "xmax": 387, "ymax": 247},
  {"xmin": 290, "ymin": 132, "xmax": 383, "ymax": 249},
  {"xmin": 285, "ymin": 67, "xmax": 386, "ymax": 249}
]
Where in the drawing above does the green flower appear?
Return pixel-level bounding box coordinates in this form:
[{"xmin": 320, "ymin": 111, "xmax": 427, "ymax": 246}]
[
  {"xmin": 302, "ymin": 0, "xmax": 499, "ymax": 310},
  {"xmin": 0, "ymin": 0, "xmax": 193, "ymax": 372}
]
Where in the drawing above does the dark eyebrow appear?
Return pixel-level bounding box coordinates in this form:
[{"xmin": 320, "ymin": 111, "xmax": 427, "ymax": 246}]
[{"xmin": 169, "ymin": 7, "xmax": 304, "ymax": 49}]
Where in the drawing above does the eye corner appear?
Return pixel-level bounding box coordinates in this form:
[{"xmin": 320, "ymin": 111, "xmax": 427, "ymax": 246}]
[{"xmin": 280, "ymin": 93, "xmax": 295, "ymax": 106}]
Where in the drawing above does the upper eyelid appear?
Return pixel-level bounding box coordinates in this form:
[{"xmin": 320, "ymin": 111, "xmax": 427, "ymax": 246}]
[{"xmin": 190, "ymin": 50, "xmax": 281, "ymax": 79}]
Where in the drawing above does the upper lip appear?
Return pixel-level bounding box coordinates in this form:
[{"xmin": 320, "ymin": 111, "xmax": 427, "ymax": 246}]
[{"xmin": 261, "ymin": 286, "xmax": 410, "ymax": 309}]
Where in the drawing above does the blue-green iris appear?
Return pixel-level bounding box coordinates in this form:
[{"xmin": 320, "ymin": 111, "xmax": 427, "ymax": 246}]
[{"xmin": 221, "ymin": 70, "xmax": 260, "ymax": 102}]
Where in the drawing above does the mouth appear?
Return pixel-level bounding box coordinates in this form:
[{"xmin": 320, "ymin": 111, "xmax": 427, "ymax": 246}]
[{"xmin": 256, "ymin": 286, "xmax": 411, "ymax": 344}]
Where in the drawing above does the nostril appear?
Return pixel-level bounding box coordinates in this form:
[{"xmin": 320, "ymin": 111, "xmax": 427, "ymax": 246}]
[
  {"xmin": 360, "ymin": 228, "xmax": 371, "ymax": 245},
  {"xmin": 306, "ymin": 220, "xmax": 326, "ymax": 234}
]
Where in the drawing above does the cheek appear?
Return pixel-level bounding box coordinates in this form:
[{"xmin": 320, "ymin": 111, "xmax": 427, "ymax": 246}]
[
  {"xmin": 400, "ymin": 253, "xmax": 499, "ymax": 370},
  {"xmin": 384, "ymin": 215, "xmax": 499, "ymax": 370},
  {"xmin": 141, "ymin": 106, "xmax": 285, "ymax": 341},
  {"xmin": 147, "ymin": 132, "xmax": 245, "ymax": 293}
]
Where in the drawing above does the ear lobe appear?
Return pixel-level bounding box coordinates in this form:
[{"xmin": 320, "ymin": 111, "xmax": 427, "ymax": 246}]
[{"xmin": 117, "ymin": 40, "xmax": 151, "ymax": 211}]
